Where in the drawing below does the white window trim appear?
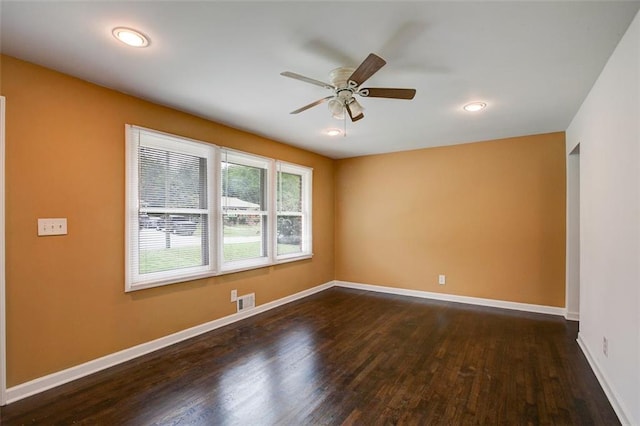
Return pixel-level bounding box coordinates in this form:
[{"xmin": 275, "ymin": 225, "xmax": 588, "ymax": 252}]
[{"xmin": 125, "ymin": 126, "xmax": 313, "ymax": 292}]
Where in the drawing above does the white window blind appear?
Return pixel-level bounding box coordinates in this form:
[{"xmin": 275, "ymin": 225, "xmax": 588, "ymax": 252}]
[{"xmin": 126, "ymin": 126, "xmax": 216, "ymax": 290}]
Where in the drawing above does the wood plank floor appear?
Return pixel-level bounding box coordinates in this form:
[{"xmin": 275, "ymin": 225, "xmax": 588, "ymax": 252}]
[{"xmin": 2, "ymin": 288, "xmax": 619, "ymax": 425}]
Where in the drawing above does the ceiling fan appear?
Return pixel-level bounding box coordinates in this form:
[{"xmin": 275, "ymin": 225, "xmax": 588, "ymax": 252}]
[{"xmin": 281, "ymin": 53, "xmax": 416, "ymax": 122}]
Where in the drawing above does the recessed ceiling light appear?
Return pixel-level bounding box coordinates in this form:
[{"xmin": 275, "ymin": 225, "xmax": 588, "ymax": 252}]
[
  {"xmin": 326, "ymin": 128, "xmax": 342, "ymax": 137},
  {"xmin": 463, "ymin": 102, "xmax": 487, "ymax": 112},
  {"xmin": 112, "ymin": 27, "xmax": 150, "ymax": 48}
]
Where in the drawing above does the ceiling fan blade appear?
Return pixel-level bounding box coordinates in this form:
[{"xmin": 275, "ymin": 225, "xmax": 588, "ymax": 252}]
[
  {"xmin": 280, "ymin": 71, "xmax": 334, "ymax": 90},
  {"xmin": 290, "ymin": 96, "xmax": 334, "ymax": 114},
  {"xmin": 346, "ymin": 100, "xmax": 364, "ymax": 122},
  {"xmin": 348, "ymin": 53, "xmax": 386, "ymax": 86},
  {"xmin": 360, "ymin": 88, "xmax": 416, "ymax": 100}
]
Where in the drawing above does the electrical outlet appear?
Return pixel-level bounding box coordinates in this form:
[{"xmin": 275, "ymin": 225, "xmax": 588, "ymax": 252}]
[
  {"xmin": 230, "ymin": 289, "xmax": 237, "ymax": 302},
  {"xmin": 603, "ymin": 336, "xmax": 608, "ymax": 357},
  {"xmin": 438, "ymin": 274, "xmax": 446, "ymax": 285}
]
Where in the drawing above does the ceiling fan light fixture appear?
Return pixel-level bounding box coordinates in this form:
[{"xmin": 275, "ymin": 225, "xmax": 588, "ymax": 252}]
[
  {"xmin": 112, "ymin": 27, "xmax": 150, "ymax": 48},
  {"xmin": 328, "ymin": 98, "xmax": 345, "ymax": 119},
  {"xmin": 348, "ymin": 99, "xmax": 364, "ymax": 117},
  {"xmin": 326, "ymin": 128, "xmax": 342, "ymax": 137},
  {"xmin": 463, "ymin": 102, "xmax": 487, "ymax": 112}
]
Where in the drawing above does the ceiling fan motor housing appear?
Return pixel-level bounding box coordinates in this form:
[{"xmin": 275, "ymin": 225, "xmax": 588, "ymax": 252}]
[
  {"xmin": 328, "ymin": 67, "xmax": 358, "ymax": 118},
  {"xmin": 329, "ymin": 67, "xmax": 355, "ymax": 89}
]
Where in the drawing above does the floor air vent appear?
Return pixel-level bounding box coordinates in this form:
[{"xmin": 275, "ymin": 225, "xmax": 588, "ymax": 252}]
[{"xmin": 237, "ymin": 293, "xmax": 255, "ymax": 312}]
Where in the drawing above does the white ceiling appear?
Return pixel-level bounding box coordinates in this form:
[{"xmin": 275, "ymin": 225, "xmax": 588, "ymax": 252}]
[{"xmin": 2, "ymin": 1, "xmax": 639, "ymax": 159}]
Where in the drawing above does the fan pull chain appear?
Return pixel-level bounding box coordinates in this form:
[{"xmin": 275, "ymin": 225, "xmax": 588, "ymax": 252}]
[{"xmin": 343, "ymin": 109, "xmax": 347, "ymax": 137}]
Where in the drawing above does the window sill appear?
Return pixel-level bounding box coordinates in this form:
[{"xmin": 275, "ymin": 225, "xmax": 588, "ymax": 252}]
[{"xmin": 125, "ymin": 253, "xmax": 314, "ymax": 292}]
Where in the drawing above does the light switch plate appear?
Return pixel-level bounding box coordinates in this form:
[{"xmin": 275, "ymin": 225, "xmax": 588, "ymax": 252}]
[{"xmin": 38, "ymin": 218, "xmax": 67, "ymax": 236}]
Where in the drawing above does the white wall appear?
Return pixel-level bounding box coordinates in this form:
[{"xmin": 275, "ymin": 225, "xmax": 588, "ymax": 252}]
[{"xmin": 566, "ymin": 10, "xmax": 639, "ymax": 426}]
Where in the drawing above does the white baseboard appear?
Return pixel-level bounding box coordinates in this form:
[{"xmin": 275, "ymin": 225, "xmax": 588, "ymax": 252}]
[
  {"xmin": 335, "ymin": 281, "xmax": 566, "ymax": 317},
  {"xmin": 5, "ymin": 280, "xmax": 334, "ymax": 404},
  {"xmin": 577, "ymin": 333, "xmax": 633, "ymax": 426},
  {"xmin": 565, "ymin": 311, "xmax": 580, "ymax": 321}
]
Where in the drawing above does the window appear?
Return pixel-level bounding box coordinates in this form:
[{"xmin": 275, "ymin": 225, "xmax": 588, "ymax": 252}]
[
  {"xmin": 221, "ymin": 150, "xmax": 270, "ymax": 271},
  {"xmin": 277, "ymin": 162, "xmax": 312, "ymax": 259},
  {"xmin": 126, "ymin": 125, "xmax": 312, "ymax": 291},
  {"xmin": 126, "ymin": 126, "xmax": 216, "ymax": 291}
]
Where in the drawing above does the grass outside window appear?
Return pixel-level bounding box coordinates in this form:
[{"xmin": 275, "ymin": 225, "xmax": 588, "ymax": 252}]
[{"xmin": 139, "ymin": 224, "xmax": 301, "ymax": 273}]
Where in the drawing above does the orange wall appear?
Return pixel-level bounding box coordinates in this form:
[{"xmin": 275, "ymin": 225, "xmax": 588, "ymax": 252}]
[
  {"xmin": 0, "ymin": 54, "xmax": 567, "ymax": 389},
  {"xmin": 0, "ymin": 55, "xmax": 335, "ymax": 386},
  {"xmin": 335, "ymin": 133, "xmax": 566, "ymax": 307}
]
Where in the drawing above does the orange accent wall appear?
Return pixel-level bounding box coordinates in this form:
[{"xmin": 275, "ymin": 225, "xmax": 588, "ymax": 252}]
[
  {"xmin": 1, "ymin": 55, "xmax": 335, "ymax": 386},
  {"xmin": 335, "ymin": 133, "xmax": 566, "ymax": 307},
  {"xmin": 1, "ymin": 54, "xmax": 567, "ymax": 389}
]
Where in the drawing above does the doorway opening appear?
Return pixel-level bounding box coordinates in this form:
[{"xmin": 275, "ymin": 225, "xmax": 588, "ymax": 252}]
[
  {"xmin": 566, "ymin": 143, "xmax": 580, "ymax": 320},
  {"xmin": 1, "ymin": 95, "xmax": 6, "ymax": 404}
]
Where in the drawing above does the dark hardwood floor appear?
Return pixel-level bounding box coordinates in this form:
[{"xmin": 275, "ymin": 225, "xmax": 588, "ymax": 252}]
[{"xmin": 2, "ymin": 288, "xmax": 619, "ymax": 425}]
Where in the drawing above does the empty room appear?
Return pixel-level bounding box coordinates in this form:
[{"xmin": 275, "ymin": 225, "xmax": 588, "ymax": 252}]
[{"xmin": 0, "ymin": 1, "xmax": 638, "ymax": 424}]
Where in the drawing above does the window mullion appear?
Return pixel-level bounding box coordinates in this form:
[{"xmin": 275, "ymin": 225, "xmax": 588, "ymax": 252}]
[
  {"xmin": 268, "ymin": 159, "xmax": 277, "ymax": 263},
  {"xmin": 211, "ymin": 147, "xmax": 221, "ymax": 274}
]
